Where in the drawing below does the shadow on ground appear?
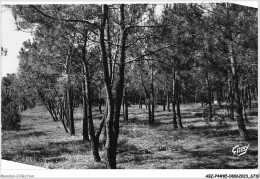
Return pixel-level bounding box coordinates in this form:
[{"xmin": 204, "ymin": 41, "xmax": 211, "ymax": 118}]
[{"xmin": 2, "ymin": 139, "xmax": 92, "ymax": 163}]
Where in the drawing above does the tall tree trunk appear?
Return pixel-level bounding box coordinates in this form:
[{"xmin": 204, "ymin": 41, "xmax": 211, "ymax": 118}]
[
  {"xmin": 228, "ymin": 41, "xmax": 249, "ymax": 140},
  {"xmin": 176, "ymin": 80, "xmax": 183, "ymax": 129},
  {"xmin": 101, "ymin": 21, "xmax": 116, "ymax": 166},
  {"xmin": 82, "ymin": 33, "xmax": 101, "ymax": 162},
  {"xmin": 112, "ymin": 4, "xmax": 128, "ymax": 168},
  {"xmin": 150, "ymin": 65, "xmax": 155, "ymax": 125},
  {"xmin": 172, "ymin": 69, "xmax": 178, "ymax": 129},
  {"xmin": 226, "ymin": 5, "xmax": 249, "ymax": 140},
  {"xmin": 100, "ymin": 4, "xmax": 128, "ymax": 169},
  {"xmin": 82, "ymin": 80, "xmax": 89, "ymax": 142},
  {"xmin": 84, "ymin": 65, "xmax": 101, "ymax": 162}
]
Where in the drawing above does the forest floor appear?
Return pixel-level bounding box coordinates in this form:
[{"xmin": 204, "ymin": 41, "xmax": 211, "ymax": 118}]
[{"xmin": 1, "ymin": 102, "xmax": 258, "ymax": 169}]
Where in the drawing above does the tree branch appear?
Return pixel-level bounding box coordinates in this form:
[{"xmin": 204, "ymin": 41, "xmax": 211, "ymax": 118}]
[
  {"xmin": 125, "ymin": 44, "xmax": 176, "ymax": 64},
  {"xmin": 29, "ymin": 5, "xmax": 99, "ymax": 34}
]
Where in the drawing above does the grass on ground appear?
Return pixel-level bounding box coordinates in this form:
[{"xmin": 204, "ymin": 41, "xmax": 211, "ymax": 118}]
[{"xmin": 1, "ymin": 102, "xmax": 258, "ymax": 169}]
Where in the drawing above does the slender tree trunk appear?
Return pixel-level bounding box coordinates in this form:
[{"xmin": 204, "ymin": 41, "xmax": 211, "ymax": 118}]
[
  {"xmin": 172, "ymin": 70, "xmax": 178, "ymax": 129},
  {"xmin": 205, "ymin": 74, "xmax": 212, "ymax": 120},
  {"xmin": 167, "ymin": 92, "xmax": 170, "ymax": 111},
  {"xmin": 139, "ymin": 96, "xmax": 142, "ymax": 109},
  {"xmin": 163, "ymin": 94, "xmax": 166, "ymax": 111},
  {"xmin": 211, "ymin": 90, "xmax": 214, "ymax": 104},
  {"xmin": 134, "ymin": 95, "xmax": 137, "ymax": 105},
  {"xmin": 123, "ymin": 86, "xmax": 128, "ymax": 121},
  {"xmin": 195, "ymin": 87, "xmax": 198, "ymax": 103},
  {"xmin": 220, "ymin": 83, "xmax": 224, "ymax": 103},
  {"xmin": 247, "ymin": 85, "xmax": 252, "ymax": 110},
  {"xmin": 146, "ymin": 97, "xmax": 151, "ymax": 124},
  {"xmin": 82, "ymin": 80, "xmax": 89, "ymax": 142},
  {"xmin": 201, "ymin": 93, "xmax": 204, "ymax": 107},
  {"xmin": 229, "ymin": 79, "xmax": 235, "ymax": 120},
  {"xmin": 58, "ymin": 105, "xmax": 69, "ymax": 133},
  {"xmin": 172, "ymin": 93, "xmax": 177, "ymax": 129},
  {"xmin": 252, "ymin": 85, "xmax": 257, "ymax": 101},
  {"xmin": 176, "ymin": 80, "xmax": 183, "ymax": 129},
  {"xmin": 64, "ymin": 92, "xmax": 69, "ymax": 128},
  {"xmin": 241, "ymin": 88, "xmax": 249, "ymax": 123},
  {"xmin": 67, "ymin": 87, "xmax": 75, "ymax": 136},
  {"xmin": 82, "ymin": 33, "xmax": 101, "ymax": 162},
  {"xmin": 150, "ymin": 65, "xmax": 155, "ymax": 125},
  {"xmin": 84, "ymin": 73, "xmax": 101, "ymax": 161},
  {"xmin": 98, "ymin": 86, "xmax": 102, "ymax": 114},
  {"xmin": 217, "ymin": 83, "xmax": 222, "ymax": 108}
]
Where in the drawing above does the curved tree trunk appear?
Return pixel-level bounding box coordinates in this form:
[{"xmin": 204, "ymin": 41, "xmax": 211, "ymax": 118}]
[
  {"xmin": 100, "ymin": 4, "xmax": 128, "ymax": 169},
  {"xmin": 82, "ymin": 32, "xmax": 101, "ymax": 162}
]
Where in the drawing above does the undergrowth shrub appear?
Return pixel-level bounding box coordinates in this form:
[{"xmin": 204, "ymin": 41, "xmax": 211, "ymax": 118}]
[{"xmin": 1, "ymin": 106, "xmax": 21, "ymax": 130}]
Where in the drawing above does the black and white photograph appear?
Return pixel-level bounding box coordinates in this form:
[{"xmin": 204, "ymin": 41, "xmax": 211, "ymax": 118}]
[{"xmin": 1, "ymin": 0, "xmax": 258, "ymax": 178}]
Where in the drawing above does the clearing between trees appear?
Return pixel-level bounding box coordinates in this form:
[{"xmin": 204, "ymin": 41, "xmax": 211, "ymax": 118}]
[{"xmin": 2, "ymin": 102, "xmax": 258, "ymax": 169}]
